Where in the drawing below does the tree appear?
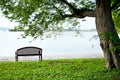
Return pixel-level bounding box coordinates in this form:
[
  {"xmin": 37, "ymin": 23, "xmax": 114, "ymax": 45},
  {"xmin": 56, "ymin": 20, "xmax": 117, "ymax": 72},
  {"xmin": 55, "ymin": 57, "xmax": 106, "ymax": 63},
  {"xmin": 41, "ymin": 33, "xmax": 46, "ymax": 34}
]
[{"xmin": 0, "ymin": 0, "xmax": 120, "ymax": 69}]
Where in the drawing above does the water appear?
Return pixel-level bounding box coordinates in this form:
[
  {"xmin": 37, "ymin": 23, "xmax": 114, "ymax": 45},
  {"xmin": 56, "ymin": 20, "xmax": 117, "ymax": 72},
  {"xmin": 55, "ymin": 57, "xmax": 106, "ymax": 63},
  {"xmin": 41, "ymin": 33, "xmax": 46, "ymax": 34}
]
[{"xmin": 0, "ymin": 31, "xmax": 104, "ymax": 61}]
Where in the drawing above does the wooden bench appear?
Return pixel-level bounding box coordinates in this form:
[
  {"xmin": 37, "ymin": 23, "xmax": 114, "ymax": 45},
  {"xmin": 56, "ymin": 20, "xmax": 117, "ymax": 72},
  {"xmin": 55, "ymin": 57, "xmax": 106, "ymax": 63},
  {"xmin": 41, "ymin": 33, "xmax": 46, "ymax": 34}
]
[{"xmin": 15, "ymin": 46, "xmax": 42, "ymax": 61}]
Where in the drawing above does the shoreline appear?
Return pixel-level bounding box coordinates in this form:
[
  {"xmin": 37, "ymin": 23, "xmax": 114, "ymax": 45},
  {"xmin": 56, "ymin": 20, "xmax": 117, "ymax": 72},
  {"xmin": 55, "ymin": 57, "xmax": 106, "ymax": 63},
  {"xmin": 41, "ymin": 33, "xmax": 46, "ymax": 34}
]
[{"xmin": 0, "ymin": 53, "xmax": 104, "ymax": 61}]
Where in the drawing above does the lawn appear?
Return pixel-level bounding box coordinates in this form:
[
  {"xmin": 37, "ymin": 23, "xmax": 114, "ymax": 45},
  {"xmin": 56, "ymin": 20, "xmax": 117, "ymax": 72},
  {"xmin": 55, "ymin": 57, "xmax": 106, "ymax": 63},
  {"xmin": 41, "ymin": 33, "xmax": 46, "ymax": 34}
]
[{"xmin": 0, "ymin": 58, "xmax": 120, "ymax": 80}]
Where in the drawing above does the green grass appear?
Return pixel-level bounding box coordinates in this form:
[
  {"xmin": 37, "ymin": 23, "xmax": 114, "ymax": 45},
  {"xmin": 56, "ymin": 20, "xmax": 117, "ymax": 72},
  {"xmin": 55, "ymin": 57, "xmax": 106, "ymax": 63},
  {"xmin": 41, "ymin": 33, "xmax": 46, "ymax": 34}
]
[{"xmin": 0, "ymin": 58, "xmax": 120, "ymax": 80}]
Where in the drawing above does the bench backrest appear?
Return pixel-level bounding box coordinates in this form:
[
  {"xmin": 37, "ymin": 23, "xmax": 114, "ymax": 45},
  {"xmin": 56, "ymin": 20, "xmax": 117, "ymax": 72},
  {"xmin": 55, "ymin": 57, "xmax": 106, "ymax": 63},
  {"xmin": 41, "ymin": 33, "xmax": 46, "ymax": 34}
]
[{"xmin": 16, "ymin": 47, "xmax": 42, "ymax": 56}]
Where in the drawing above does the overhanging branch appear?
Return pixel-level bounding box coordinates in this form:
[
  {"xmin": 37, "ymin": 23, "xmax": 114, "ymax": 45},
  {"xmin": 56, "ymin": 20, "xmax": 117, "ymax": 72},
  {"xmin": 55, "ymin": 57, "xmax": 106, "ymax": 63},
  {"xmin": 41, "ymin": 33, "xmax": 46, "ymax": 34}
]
[
  {"xmin": 59, "ymin": 0, "xmax": 96, "ymax": 18},
  {"xmin": 62, "ymin": 9, "xmax": 95, "ymax": 19},
  {"xmin": 62, "ymin": 14, "xmax": 74, "ymax": 18},
  {"xmin": 73, "ymin": 8, "xmax": 95, "ymax": 18}
]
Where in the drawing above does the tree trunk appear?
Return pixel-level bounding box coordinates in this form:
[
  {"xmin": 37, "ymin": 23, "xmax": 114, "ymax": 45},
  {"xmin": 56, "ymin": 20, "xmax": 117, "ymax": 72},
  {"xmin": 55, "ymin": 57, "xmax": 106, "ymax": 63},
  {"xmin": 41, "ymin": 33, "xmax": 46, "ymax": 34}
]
[{"xmin": 96, "ymin": 0, "xmax": 120, "ymax": 69}]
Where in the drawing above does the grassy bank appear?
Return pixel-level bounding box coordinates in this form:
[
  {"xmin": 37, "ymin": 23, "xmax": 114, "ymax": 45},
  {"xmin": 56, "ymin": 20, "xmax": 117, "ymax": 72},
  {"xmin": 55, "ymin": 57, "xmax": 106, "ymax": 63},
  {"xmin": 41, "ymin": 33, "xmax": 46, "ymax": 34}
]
[{"xmin": 0, "ymin": 58, "xmax": 120, "ymax": 80}]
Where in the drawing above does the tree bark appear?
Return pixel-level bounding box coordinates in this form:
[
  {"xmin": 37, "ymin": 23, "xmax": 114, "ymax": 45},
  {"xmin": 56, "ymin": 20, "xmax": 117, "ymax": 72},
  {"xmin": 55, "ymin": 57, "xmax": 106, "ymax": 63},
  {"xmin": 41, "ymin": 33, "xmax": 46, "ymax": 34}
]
[{"xmin": 96, "ymin": 0, "xmax": 120, "ymax": 69}]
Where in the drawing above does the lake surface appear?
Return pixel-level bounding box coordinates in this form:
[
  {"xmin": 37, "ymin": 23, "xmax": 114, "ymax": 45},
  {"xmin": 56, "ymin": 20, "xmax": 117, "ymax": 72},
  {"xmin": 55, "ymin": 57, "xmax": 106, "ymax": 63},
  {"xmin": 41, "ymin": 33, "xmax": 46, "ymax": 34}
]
[{"xmin": 0, "ymin": 31, "xmax": 103, "ymax": 60}]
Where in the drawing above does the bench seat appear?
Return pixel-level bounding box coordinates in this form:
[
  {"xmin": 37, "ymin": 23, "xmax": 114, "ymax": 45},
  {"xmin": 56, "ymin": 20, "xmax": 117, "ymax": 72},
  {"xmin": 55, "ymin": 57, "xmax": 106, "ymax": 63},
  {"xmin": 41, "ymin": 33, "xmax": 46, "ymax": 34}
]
[{"xmin": 15, "ymin": 46, "xmax": 42, "ymax": 61}]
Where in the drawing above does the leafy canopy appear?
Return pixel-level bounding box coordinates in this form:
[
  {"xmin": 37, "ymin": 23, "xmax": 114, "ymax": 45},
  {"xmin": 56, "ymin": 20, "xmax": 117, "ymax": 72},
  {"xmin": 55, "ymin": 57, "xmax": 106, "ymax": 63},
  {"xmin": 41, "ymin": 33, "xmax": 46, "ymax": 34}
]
[{"xmin": 0, "ymin": 0, "xmax": 120, "ymax": 39}]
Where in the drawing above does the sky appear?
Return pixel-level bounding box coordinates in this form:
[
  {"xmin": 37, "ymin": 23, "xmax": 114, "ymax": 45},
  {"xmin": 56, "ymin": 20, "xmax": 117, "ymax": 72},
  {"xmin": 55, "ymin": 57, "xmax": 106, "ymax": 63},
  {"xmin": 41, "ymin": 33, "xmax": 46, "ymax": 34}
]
[
  {"xmin": 0, "ymin": 11, "xmax": 96, "ymax": 30},
  {"xmin": 0, "ymin": 11, "xmax": 19, "ymax": 29}
]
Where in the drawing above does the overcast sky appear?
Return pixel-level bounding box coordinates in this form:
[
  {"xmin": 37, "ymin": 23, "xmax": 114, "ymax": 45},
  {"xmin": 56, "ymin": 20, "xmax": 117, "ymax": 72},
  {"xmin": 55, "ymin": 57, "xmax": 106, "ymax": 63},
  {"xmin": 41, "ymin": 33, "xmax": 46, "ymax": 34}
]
[{"xmin": 0, "ymin": 11, "xmax": 19, "ymax": 29}]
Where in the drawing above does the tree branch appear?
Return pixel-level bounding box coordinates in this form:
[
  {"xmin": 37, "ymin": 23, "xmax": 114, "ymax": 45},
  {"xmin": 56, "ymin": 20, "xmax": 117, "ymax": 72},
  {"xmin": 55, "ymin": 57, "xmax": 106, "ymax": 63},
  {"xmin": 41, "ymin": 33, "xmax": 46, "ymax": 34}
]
[
  {"xmin": 62, "ymin": 8, "xmax": 95, "ymax": 19},
  {"xmin": 62, "ymin": 14, "xmax": 74, "ymax": 18},
  {"xmin": 59, "ymin": 0, "xmax": 96, "ymax": 18},
  {"xmin": 73, "ymin": 8, "xmax": 95, "ymax": 18}
]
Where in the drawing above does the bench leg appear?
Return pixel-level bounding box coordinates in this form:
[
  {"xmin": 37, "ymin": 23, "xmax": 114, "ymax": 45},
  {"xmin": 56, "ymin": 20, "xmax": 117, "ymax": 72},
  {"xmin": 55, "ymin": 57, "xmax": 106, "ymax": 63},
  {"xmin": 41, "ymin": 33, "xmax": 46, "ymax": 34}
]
[
  {"xmin": 41, "ymin": 55, "xmax": 42, "ymax": 61},
  {"xmin": 39, "ymin": 55, "xmax": 40, "ymax": 61},
  {"xmin": 39, "ymin": 55, "xmax": 42, "ymax": 61},
  {"xmin": 15, "ymin": 55, "xmax": 18, "ymax": 61}
]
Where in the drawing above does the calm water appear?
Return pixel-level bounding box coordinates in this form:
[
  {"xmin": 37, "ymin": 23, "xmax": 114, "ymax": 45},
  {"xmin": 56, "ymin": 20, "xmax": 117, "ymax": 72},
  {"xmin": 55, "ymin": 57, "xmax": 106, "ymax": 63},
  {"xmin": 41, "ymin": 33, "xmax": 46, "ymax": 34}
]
[{"xmin": 0, "ymin": 31, "xmax": 103, "ymax": 57}]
